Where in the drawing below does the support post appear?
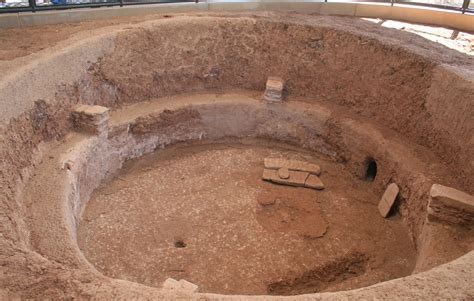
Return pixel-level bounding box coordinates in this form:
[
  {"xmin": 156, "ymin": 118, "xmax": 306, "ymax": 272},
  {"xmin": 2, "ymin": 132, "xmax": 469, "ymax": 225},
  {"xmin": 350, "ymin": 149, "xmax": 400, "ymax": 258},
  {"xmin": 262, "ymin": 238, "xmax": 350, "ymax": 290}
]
[
  {"xmin": 461, "ymin": 0, "xmax": 470, "ymax": 13},
  {"xmin": 28, "ymin": 0, "xmax": 36, "ymax": 12}
]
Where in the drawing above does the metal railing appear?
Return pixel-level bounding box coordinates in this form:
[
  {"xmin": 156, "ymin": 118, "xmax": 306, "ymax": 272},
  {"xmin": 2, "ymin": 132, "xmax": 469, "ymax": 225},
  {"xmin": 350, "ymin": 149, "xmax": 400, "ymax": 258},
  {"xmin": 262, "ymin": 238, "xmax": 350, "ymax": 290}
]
[
  {"xmin": 0, "ymin": 0, "xmax": 194, "ymax": 13},
  {"xmin": 0, "ymin": 0, "xmax": 472, "ymax": 14}
]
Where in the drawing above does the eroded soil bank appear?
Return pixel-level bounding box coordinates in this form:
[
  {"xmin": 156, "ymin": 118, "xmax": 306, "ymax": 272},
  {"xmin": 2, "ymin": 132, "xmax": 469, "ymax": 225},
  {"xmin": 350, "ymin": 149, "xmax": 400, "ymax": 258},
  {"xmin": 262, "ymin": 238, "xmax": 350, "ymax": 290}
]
[{"xmin": 78, "ymin": 141, "xmax": 416, "ymax": 295}]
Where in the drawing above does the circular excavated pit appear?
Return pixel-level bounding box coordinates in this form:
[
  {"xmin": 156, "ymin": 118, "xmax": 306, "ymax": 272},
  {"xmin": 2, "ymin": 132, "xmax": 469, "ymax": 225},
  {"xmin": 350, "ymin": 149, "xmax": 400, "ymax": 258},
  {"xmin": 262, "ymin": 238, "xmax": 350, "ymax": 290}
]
[
  {"xmin": 77, "ymin": 141, "xmax": 415, "ymax": 295},
  {"xmin": 1, "ymin": 12, "xmax": 473, "ymax": 300}
]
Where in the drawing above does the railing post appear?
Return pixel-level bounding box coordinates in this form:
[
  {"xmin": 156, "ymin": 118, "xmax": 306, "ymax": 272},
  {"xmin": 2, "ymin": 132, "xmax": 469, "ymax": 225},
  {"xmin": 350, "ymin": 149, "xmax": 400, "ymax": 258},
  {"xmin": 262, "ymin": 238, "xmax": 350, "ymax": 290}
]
[
  {"xmin": 28, "ymin": 0, "xmax": 36, "ymax": 11},
  {"xmin": 461, "ymin": 0, "xmax": 469, "ymax": 13}
]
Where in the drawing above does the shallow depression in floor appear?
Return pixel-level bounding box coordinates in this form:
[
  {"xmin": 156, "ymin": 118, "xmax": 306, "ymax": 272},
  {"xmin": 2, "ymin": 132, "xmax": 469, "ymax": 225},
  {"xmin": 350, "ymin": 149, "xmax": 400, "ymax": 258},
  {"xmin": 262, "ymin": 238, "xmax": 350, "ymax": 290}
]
[{"xmin": 77, "ymin": 141, "xmax": 416, "ymax": 295}]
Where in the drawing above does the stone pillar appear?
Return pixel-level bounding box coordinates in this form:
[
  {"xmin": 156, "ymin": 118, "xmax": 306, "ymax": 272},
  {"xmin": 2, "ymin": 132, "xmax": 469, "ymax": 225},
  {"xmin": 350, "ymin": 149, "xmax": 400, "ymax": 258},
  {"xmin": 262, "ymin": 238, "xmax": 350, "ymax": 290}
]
[
  {"xmin": 263, "ymin": 76, "xmax": 285, "ymax": 102},
  {"xmin": 71, "ymin": 104, "xmax": 109, "ymax": 136}
]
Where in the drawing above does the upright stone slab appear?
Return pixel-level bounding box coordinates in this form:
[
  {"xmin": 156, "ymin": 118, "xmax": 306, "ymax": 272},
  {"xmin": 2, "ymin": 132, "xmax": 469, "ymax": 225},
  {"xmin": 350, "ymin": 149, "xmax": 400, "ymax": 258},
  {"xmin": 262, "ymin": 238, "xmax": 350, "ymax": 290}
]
[
  {"xmin": 71, "ymin": 104, "xmax": 109, "ymax": 135},
  {"xmin": 263, "ymin": 76, "xmax": 284, "ymax": 102},
  {"xmin": 428, "ymin": 184, "xmax": 474, "ymax": 227},
  {"xmin": 378, "ymin": 183, "xmax": 399, "ymax": 217}
]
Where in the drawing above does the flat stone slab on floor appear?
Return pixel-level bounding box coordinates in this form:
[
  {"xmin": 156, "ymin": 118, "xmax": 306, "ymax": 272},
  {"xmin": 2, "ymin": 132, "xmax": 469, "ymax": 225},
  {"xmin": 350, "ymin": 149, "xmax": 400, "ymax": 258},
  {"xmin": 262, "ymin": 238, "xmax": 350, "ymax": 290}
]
[
  {"xmin": 305, "ymin": 174, "xmax": 325, "ymax": 190},
  {"xmin": 263, "ymin": 168, "xmax": 308, "ymax": 187},
  {"xmin": 264, "ymin": 158, "xmax": 321, "ymax": 175},
  {"xmin": 428, "ymin": 184, "xmax": 474, "ymax": 226},
  {"xmin": 263, "ymin": 168, "xmax": 325, "ymax": 190}
]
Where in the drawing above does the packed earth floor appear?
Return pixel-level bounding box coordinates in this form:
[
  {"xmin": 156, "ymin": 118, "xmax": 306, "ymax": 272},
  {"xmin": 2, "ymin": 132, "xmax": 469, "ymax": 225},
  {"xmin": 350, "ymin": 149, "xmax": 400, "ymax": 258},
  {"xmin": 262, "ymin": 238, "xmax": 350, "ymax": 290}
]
[{"xmin": 78, "ymin": 140, "xmax": 416, "ymax": 295}]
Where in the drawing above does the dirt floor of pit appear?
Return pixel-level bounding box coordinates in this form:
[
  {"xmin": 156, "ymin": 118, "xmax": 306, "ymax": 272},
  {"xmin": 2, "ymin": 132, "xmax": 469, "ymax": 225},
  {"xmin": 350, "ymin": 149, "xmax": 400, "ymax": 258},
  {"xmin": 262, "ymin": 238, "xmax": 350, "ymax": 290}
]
[{"xmin": 77, "ymin": 140, "xmax": 416, "ymax": 295}]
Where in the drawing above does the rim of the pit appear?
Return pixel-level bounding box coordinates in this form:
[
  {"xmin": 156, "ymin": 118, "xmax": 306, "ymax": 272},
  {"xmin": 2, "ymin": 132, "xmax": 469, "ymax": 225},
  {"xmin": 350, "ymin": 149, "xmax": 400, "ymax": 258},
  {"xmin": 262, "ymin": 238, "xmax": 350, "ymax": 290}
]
[
  {"xmin": 0, "ymin": 1, "xmax": 473, "ymax": 33},
  {"xmin": 0, "ymin": 0, "xmax": 472, "ymax": 14}
]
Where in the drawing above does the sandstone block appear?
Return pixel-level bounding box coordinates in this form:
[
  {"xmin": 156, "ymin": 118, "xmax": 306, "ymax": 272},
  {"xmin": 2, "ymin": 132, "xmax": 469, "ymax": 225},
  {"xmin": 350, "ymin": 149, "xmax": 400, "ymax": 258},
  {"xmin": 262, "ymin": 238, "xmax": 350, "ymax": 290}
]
[
  {"xmin": 262, "ymin": 168, "xmax": 308, "ymax": 187},
  {"xmin": 264, "ymin": 158, "xmax": 321, "ymax": 175},
  {"xmin": 278, "ymin": 167, "xmax": 290, "ymax": 179},
  {"xmin": 378, "ymin": 183, "xmax": 399, "ymax": 217},
  {"xmin": 71, "ymin": 104, "xmax": 109, "ymax": 135},
  {"xmin": 305, "ymin": 174, "xmax": 325, "ymax": 190},
  {"xmin": 428, "ymin": 184, "xmax": 474, "ymax": 227},
  {"xmin": 263, "ymin": 76, "xmax": 284, "ymax": 102}
]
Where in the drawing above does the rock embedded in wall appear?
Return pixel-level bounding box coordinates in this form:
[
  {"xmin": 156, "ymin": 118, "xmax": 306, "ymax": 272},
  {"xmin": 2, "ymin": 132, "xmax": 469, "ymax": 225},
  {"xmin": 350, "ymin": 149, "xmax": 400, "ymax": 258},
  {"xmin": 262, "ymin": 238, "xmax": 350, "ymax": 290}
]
[
  {"xmin": 71, "ymin": 104, "xmax": 109, "ymax": 136},
  {"xmin": 263, "ymin": 77, "xmax": 285, "ymax": 102},
  {"xmin": 428, "ymin": 184, "xmax": 474, "ymax": 227}
]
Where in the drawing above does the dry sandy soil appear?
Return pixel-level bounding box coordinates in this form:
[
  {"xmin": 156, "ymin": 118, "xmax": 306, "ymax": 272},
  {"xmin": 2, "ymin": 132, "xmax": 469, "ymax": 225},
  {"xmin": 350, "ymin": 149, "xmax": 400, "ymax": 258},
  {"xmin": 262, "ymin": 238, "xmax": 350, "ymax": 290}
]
[
  {"xmin": 0, "ymin": 10, "xmax": 473, "ymax": 300},
  {"xmin": 78, "ymin": 141, "xmax": 415, "ymax": 295},
  {"xmin": 0, "ymin": 14, "xmax": 472, "ymax": 61}
]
